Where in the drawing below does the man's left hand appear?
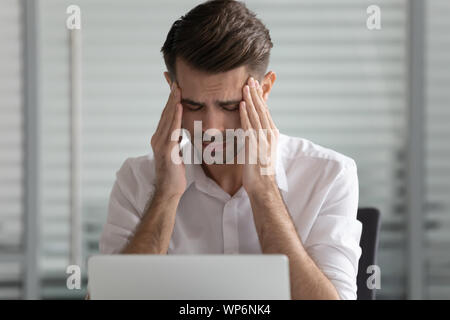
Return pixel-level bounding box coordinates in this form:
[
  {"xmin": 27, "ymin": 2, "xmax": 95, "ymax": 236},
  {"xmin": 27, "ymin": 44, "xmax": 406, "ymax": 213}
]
[{"xmin": 239, "ymin": 76, "xmax": 279, "ymax": 195}]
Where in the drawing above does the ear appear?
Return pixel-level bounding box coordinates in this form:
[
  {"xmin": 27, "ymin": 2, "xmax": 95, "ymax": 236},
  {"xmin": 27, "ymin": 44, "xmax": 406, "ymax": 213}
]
[
  {"xmin": 163, "ymin": 71, "xmax": 172, "ymax": 87},
  {"xmin": 260, "ymin": 71, "xmax": 276, "ymax": 102}
]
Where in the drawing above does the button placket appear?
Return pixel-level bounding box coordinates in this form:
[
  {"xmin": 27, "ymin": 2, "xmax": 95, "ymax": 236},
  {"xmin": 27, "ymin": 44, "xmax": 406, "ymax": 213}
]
[{"xmin": 222, "ymin": 199, "xmax": 239, "ymax": 254}]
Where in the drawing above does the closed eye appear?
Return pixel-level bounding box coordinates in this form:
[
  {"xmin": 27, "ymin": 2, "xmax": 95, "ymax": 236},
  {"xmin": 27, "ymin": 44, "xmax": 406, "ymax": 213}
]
[
  {"xmin": 221, "ymin": 104, "xmax": 240, "ymax": 112},
  {"xmin": 183, "ymin": 104, "xmax": 203, "ymax": 111}
]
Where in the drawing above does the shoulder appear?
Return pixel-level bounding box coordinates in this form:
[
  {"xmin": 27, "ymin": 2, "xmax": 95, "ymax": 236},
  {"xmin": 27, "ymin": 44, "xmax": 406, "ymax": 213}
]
[
  {"xmin": 114, "ymin": 152, "xmax": 157, "ymax": 214},
  {"xmin": 277, "ymin": 133, "xmax": 357, "ymax": 184},
  {"xmin": 117, "ymin": 152, "xmax": 157, "ymax": 181}
]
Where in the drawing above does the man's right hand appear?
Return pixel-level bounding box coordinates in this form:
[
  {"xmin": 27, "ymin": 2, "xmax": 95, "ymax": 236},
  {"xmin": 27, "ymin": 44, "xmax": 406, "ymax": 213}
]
[
  {"xmin": 121, "ymin": 82, "xmax": 185, "ymax": 255},
  {"xmin": 150, "ymin": 81, "xmax": 186, "ymax": 198}
]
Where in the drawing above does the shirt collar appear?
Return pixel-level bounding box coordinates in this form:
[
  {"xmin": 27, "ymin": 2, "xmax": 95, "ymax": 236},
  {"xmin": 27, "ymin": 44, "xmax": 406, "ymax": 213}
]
[{"xmin": 183, "ymin": 140, "xmax": 289, "ymax": 195}]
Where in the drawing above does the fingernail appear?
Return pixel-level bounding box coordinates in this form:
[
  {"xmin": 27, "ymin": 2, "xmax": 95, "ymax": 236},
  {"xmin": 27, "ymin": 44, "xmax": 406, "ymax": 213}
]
[
  {"xmin": 249, "ymin": 77, "xmax": 255, "ymax": 87},
  {"xmin": 255, "ymin": 80, "xmax": 260, "ymax": 89}
]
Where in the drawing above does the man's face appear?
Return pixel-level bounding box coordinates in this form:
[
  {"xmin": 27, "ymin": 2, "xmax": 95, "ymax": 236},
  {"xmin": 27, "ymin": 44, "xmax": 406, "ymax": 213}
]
[{"xmin": 174, "ymin": 57, "xmax": 250, "ymax": 157}]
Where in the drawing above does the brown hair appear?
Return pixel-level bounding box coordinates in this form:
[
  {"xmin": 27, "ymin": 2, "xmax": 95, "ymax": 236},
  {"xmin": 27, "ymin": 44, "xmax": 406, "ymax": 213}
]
[{"xmin": 161, "ymin": 0, "xmax": 273, "ymax": 81}]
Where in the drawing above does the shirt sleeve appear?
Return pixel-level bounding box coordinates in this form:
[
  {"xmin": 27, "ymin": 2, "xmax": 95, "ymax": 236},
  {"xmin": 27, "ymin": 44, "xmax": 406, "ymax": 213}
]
[
  {"xmin": 99, "ymin": 158, "xmax": 152, "ymax": 254},
  {"xmin": 304, "ymin": 160, "xmax": 362, "ymax": 300}
]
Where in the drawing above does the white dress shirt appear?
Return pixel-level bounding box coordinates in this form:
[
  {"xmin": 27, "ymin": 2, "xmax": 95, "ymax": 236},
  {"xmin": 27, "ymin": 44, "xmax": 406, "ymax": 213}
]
[{"xmin": 99, "ymin": 133, "xmax": 362, "ymax": 300}]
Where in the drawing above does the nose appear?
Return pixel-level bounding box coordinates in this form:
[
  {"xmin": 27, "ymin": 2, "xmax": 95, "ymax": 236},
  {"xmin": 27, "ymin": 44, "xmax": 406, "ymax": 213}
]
[{"xmin": 202, "ymin": 107, "xmax": 225, "ymax": 133}]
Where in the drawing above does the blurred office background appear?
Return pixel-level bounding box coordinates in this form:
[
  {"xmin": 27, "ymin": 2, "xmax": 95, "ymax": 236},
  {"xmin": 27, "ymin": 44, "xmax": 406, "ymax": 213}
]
[{"xmin": 0, "ymin": 0, "xmax": 449, "ymax": 299}]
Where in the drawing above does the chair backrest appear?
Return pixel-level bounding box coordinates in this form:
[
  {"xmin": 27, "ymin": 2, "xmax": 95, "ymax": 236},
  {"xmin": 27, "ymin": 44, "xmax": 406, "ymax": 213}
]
[{"xmin": 356, "ymin": 207, "xmax": 381, "ymax": 300}]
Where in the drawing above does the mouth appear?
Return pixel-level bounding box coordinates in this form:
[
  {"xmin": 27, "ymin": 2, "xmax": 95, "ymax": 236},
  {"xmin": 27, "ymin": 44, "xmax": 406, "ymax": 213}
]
[{"xmin": 202, "ymin": 141, "xmax": 224, "ymax": 152}]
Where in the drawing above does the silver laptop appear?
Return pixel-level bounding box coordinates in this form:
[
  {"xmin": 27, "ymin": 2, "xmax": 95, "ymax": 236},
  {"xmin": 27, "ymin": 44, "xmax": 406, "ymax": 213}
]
[{"xmin": 87, "ymin": 254, "xmax": 291, "ymax": 300}]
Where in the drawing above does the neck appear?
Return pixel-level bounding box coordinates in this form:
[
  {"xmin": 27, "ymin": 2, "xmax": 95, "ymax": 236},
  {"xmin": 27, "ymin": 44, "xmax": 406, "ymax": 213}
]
[{"xmin": 201, "ymin": 161, "xmax": 243, "ymax": 197}]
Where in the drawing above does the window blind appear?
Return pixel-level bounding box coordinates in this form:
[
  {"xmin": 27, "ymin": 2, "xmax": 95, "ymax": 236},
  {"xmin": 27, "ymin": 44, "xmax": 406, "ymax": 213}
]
[
  {"xmin": 424, "ymin": 0, "xmax": 450, "ymax": 299},
  {"xmin": 0, "ymin": 0, "xmax": 24, "ymax": 299},
  {"xmin": 37, "ymin": 0, "xmax": 408, "ymax": 299},
  {"xmin": 254, "ymin": 0, "xmax": 408, "ymax": 299}
]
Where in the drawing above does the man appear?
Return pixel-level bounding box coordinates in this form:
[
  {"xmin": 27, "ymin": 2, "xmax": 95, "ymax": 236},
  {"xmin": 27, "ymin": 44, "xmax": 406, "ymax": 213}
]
[{"xmin": 99, "ymin": 0, "xmax": 362, "ymax": 300}]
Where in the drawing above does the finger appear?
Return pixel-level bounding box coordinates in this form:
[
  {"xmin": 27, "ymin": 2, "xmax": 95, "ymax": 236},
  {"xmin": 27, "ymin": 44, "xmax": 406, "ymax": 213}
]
[
  {"xmin": 256, "ymin": 81, "xmax": 277, "ymax": 131},
  {"xmin": 155, "ymin": 83, "xmax": 175, "ymax": 134},
  {"xmin": 251, "ymin": 80, "xmax": 270, "ymax": 130},
  {"xmin": 239, "ymin": 101, "xmax": 257, "ymax": 163},
  {"xmin": 156, "ymin": 81, "xmax": 179, "ymax": 132},
  {"xmin": 167, "ymin": 103, "xmax": 183, "ymax": 144},
  {"xmin": 255, "ymin": 80, "xmax": 277, "ymax": 131},
  {"xmin": 168, "ymin": 82, "xmax": 181, "ymax": 119},
  {"xmin": 267, "ymin": 110, "xmax": 277, "ymax": 133},
  {"xmin": 243, "ymin": 84, "xmax": 262, "ymax": 131},
  {"xmin": 239, "ymin": 101, "xmax": 251, "ymax": 131},
  {"xmin": 161, "ymin": 88, "xmax": 182, "ymax": 140},
  {"xmin": 166, "ymin": 103, "xmax": 183, "ymax": 163},
  {"xmin": 157, "ymin": 82, "xmax": 181, "ymax": 137}
]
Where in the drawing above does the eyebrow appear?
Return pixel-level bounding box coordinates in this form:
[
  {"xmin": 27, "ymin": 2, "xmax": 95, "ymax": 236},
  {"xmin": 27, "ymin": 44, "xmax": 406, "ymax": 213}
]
[{"xmin": 181, "ymin": 98, "xmax": 241, "ymax": 108}]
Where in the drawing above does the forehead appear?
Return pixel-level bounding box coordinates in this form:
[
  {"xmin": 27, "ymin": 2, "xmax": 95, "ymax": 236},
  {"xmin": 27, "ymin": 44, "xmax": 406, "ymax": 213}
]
[{"xmin": 175, "ymin": 57, "xmax": 249, "ymax": 101}]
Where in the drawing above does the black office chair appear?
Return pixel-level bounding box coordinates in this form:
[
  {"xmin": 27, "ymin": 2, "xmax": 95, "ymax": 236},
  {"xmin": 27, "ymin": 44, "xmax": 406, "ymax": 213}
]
[{"xmin": 356, "ymin": 207, "xmax": 381, "ymax": 300}]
